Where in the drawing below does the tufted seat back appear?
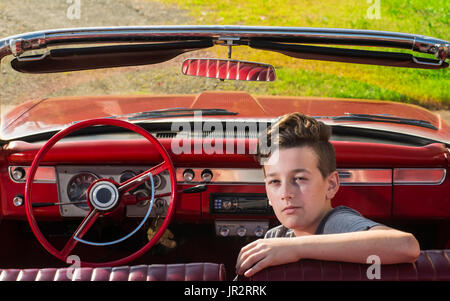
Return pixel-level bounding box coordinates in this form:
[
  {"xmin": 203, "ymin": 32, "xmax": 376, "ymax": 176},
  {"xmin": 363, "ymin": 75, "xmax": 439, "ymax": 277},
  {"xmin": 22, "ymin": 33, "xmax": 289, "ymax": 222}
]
[
  {"xmin": 242, "ymin": 250, "xmax": 450, "ymax": 281},
  {"xmin": 0, "ymin": 262, "xmax": 226, "ymax": 281}
]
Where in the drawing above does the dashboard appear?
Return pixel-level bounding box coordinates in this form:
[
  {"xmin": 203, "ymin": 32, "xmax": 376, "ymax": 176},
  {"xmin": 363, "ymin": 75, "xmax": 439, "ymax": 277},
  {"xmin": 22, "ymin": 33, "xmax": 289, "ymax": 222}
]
[
  {"xmin": 3, "ymin": 137, "xmax": 449, "ymax": 240},
  {"xmin": 9, "ymin": 165, "xmax": 172, "ymax": 218},
  {"xmin": 7, "ymin": 164, "xmax": 274, "ymax": 237}
]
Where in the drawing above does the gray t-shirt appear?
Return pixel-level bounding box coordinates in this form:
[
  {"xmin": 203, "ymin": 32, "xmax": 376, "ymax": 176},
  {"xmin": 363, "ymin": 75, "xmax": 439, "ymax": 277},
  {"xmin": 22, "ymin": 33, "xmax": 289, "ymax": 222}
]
[{"xmin": 264, "ymin": 206, "xmax": 382, "ymax": 238}]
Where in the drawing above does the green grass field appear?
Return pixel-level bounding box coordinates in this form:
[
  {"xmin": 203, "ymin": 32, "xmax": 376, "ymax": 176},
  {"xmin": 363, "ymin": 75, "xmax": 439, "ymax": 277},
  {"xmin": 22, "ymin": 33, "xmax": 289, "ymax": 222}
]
[{"xmin": 156, "ymin": 0, "xmax": 450, "ymax": 109}]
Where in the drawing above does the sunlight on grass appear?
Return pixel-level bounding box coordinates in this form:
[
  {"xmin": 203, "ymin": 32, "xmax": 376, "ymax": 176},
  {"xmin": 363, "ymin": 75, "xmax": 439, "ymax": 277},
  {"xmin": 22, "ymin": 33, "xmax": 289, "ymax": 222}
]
[
  {"xmin": 157, "ymin": 0, "xmax": 449, "ymax": 109},
  {"xmin": 46, "ymin": 65, "xmax": 411, "ymax": 105}
]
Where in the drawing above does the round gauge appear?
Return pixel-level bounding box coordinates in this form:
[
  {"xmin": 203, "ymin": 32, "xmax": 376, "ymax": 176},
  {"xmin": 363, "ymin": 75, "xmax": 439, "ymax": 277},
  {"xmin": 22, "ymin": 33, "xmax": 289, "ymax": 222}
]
[
  {"xmin": 119, "ymin": 171, "xmax": 136, "ymax": 183},
  {"xmin": 120, "ymin": 170, "xmax": 145, "ymax": 193},
  {"xmin": 145, "ymin": 173, "xmax": 164, "ymax": 191},
  {"xmin": 67, "ymin": 172, "xmax": 99, "ymax": 210}
]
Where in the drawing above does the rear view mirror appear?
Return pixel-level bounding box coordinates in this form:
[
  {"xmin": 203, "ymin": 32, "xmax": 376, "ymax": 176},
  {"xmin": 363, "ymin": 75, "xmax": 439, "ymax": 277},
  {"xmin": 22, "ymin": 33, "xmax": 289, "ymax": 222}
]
[{"xmin": 182, "ymin": 58, "xmax": 276, "ymax": 81}]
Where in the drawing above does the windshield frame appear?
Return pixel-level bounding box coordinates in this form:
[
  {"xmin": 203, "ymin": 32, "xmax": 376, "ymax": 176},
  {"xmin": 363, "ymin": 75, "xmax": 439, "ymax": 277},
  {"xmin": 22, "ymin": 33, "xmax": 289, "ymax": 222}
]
[{"xmin": 2, "ymin": 26, "xmax": 449, "ymax": 64}]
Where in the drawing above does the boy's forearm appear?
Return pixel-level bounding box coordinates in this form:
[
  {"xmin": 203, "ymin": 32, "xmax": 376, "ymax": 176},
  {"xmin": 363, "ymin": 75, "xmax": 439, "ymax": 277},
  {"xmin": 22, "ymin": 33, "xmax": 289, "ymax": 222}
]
[
  {"xmin": 294, "ymin": 229, "xmax": 420, "ymax": 264},
  {"xmin": 235, "ymin": 228, "xmax": 420, "ymax": 277}
]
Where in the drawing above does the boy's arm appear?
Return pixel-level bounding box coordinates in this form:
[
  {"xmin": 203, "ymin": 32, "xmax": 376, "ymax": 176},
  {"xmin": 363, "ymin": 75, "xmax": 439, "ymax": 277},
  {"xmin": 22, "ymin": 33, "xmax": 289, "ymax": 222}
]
[{"xmin": 236, "ymin": 226, "xmax": 420, "ymax": 277}]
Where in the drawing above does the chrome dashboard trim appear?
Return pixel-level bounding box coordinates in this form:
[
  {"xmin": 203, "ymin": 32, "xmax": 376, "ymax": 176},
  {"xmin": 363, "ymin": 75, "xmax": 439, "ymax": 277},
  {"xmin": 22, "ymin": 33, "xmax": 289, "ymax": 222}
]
[
  {"xmin": 338, "ymin": 169, "xmax": 392, "ymax": 186},
  {"xmin": 8, "ymin": 166, "xmax": 56, "ymax": 183},
  {"xmin": 177, "ymin": 168, "xmax": 265, "ymax": 184},
  {"xmin": 177, "ymin": 168, "xmax": 447, "ymax": 186},
  {"xmin": 393, "ymin": 168, "xmax": 446, "ymax": 185},
  {"xmin": 10, "ymin": 165, "xmax": 445, "ymax": 186}
]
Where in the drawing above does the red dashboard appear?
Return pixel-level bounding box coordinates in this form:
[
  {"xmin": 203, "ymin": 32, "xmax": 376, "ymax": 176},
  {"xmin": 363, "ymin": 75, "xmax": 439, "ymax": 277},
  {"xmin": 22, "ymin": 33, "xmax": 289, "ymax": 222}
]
[{"xmin": 1, "ymin": 138, "xmax": 448, "ymax": 223}]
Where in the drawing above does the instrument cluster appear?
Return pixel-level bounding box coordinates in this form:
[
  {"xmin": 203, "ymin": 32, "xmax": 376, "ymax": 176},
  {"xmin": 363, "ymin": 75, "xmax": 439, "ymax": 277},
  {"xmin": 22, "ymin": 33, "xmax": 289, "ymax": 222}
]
[{"xmin": 56, "ymin": 165, "xmax": 171, "ymax": 218}]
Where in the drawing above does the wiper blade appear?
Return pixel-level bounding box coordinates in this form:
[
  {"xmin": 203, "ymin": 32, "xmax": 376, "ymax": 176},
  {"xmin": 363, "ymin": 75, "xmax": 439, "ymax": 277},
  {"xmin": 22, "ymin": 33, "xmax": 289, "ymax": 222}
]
[
  {"xmin": 315, "ymin": 113, "xmax": 437, "ymax": 130},
  {"xmin": 112, "ymin": 108, "xmax": 238, "ymax": 121},
  {"xmin": 250, "ymin": 41, "xmax": 448, "ymax": 69},
  {"xmin": 11, "ymin": 40, "xmax": 214, "ymax": 73}
]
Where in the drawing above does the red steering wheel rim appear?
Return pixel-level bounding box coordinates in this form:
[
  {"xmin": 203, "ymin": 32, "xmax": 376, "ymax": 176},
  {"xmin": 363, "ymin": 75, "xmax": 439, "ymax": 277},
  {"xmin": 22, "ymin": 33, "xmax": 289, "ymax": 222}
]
[{"xmin": 24, "ymin": 118, "xmax": 178, "ymax": 267}]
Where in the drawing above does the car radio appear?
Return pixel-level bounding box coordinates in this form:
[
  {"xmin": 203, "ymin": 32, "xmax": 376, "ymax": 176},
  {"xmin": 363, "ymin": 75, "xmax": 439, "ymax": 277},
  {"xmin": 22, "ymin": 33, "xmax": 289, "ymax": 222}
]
[{"xmin": 210, "ymin": 193, "xmax": 273, "ymax": 215}]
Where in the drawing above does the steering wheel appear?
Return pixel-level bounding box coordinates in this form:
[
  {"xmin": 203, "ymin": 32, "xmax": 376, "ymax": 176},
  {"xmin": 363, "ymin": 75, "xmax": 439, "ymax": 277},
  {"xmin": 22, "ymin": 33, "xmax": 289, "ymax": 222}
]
[{"xmin": 24, "ymin": 118, "xmax": 177, "ymax": 267}]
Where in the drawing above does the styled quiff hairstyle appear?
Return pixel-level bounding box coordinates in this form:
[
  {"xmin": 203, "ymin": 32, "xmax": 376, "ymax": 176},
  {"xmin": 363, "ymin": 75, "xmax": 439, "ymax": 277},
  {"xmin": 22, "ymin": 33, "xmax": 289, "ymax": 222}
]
[{"xmin": 257, "ymin": 112, "xmax": 336, "ymax": 179}]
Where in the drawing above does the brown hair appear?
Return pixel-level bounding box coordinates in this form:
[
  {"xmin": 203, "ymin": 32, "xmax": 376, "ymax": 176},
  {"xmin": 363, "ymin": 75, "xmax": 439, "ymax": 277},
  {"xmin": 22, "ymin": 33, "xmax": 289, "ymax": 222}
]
[{"xmin": 257, "ymin": 113, "xmax": 336, "ymax": 178}]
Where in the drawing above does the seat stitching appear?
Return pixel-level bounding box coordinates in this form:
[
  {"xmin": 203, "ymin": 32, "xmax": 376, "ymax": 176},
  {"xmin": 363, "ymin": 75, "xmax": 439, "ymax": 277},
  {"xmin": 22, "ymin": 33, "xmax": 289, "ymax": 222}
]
[
  {"xmin": 411, "ymin": 259, "xmax": 418, "ymax": 280},
  {"xmin": 424, "ymin": 251, "xmax": 436, "ymax": 280},
  {"xmin": 202, "ymin": 263, "xmax": 205, "ymax": 281}
]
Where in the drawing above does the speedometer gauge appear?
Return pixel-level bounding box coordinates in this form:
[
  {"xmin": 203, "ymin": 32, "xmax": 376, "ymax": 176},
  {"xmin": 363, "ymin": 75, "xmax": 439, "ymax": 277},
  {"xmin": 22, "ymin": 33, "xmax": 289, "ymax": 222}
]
[{"xmin": 67, "ymin": 172, "xmax": 99, "ymax": 210}]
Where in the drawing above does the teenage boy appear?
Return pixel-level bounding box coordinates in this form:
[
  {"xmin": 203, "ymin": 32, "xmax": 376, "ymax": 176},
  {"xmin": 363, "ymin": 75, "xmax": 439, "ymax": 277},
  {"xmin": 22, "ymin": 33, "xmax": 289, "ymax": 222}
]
[{"xmin": 236, "ymin": 113, "xmax": 420, "ymax": 277}]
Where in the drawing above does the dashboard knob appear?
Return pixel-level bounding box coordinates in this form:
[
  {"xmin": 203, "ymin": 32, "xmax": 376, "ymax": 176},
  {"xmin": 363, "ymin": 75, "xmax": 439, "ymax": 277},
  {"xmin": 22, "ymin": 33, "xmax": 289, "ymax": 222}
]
[
  {"xmin": 219, "ymin": 226, "xmax": 230, "ymax": 237},
  {"xmin": 201, "ymin": 169, "xmax": 213, "ymax": 182},
  {"xmin": 11, "ymin": 167, "xmax": 25, "ymax": 181},
  {"xmin": 254, "ymin": 226, "xmax": 265, "ymax": 237},
  {"xmin": 134, "ymin": 189, "xmax": 150, "ymax": 207},
  {"xmin": 154, "ymin": 198, "xmax": 168, "ymax": 215},
  {"xmin": 183, "ymin": 169, "xmax": 195, "ymax": 182},
  {"xmin": 236, "ymin": 226, "xmax": 247, "ymax": 237},
  {"xmin": 13, "ymin": 195, "xmax": 24, "ymax": 207}
]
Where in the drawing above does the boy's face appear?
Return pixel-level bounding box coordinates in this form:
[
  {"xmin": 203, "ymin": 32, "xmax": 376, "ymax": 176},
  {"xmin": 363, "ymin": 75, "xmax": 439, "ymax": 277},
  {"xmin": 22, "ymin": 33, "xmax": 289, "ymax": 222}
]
[{"xmin": 263, "ymin": 146, "xmax": 339, "ymax": 235}]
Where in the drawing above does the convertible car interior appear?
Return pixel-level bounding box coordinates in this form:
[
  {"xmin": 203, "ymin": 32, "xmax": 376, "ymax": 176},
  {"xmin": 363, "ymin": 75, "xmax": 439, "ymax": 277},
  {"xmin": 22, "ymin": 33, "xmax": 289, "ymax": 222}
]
[{"xmin": 0, "ymin": 26, "xmax": 449, "ymax": 282}]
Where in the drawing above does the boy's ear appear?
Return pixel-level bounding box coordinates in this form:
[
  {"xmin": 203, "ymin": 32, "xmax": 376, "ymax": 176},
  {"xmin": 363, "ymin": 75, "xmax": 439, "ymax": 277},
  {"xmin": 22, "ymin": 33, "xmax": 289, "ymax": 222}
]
[{"xmin": 326, "ymin": 171, "xmax": 340, "ymax": 200}]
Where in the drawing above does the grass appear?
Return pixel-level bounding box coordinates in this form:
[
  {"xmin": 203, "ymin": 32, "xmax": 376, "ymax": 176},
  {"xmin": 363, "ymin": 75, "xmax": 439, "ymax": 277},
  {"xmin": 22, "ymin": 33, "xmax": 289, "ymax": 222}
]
[
  {"xmin": 154, "ymin": 0, "xmax": 450, "ymax": 109},
  {"xmin": 42, "ymin": 64, "xmax": 411, "ymax": 106}
]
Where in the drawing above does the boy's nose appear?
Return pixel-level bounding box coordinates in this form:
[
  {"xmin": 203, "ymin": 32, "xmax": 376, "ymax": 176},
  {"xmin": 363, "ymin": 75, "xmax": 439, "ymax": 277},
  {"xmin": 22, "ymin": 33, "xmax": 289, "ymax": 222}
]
[
  {"xmin": 281, "ymin": 192, "xmax": 294, "ymax": 200},
  {"xmin": 280, "ymin": 183, "xmax": 295, "ymax": 200}
]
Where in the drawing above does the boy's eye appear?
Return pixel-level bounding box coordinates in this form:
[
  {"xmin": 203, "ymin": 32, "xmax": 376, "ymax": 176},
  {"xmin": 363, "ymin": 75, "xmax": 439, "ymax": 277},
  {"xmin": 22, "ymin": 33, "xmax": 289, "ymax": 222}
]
[
  {"xmin": 267, "ymin": 179, "xmax": 280, "ymax": 184},
  {"xmin": 295, "ymin": 177, "xmax": 307, "ymax": 181}
]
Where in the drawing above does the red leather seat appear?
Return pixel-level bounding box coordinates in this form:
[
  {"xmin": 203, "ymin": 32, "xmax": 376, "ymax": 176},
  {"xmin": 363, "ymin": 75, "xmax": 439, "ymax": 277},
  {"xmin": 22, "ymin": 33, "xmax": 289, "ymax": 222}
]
[
  {"xmin": 0, "ymin": 262, "xmax": 226, "ymax": 281},
  {"xmin": 243, "ymin": 250, "xmax": 450, "ymax": 281}
]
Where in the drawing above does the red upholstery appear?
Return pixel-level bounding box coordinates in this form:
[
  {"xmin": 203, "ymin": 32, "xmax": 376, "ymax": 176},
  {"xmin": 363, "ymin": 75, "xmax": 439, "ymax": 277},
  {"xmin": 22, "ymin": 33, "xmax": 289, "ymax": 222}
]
[
  {"xmin": 2, "ymin": 251, "xmax": 449, "ymax": 281},
  {"xmin": 0, "ymin": 263, "xmax": 226, "ymax": 281},
  {"xmin": 243, "ymin": 250, "xmax": 450, "ymax": 281}
]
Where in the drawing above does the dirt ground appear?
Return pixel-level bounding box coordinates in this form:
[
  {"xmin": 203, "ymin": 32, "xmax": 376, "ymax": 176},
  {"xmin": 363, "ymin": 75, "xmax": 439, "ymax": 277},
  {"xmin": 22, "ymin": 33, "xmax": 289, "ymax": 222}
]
[
  {"xmin": 0, "ymin": 0, "xmax": 196, "ymax": 112},
  {"xmin": 0, "ymin": 0, "xmax": 448, "ymax": 124},
  {"xmin": 0, "ymin": 0, "xmax": 190, "ymax": 37}
]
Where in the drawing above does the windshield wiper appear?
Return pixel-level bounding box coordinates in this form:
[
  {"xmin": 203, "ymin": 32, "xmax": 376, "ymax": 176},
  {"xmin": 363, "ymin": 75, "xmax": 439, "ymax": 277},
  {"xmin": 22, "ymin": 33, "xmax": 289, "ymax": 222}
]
[
  {"xmin": 314, "ymin": 113, "xmax": 437, "ymax": 130},
  {"xmin": 10, "ymin": 40, "xmax": 214, "ymax": 73},
  {"xmin": 249, "ymin": 41, "xmax": 448, "ymax": 69},
  {"xmin": 109, "ymin": 108, "xmax": 238, "ymax": 121}
]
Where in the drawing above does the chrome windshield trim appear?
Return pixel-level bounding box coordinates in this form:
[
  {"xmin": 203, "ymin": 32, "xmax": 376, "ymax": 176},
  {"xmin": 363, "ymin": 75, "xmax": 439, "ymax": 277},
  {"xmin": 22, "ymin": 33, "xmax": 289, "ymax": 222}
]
[{"xmin": 1, "ymin": 26, "xmax": 448, "ymax": 61}]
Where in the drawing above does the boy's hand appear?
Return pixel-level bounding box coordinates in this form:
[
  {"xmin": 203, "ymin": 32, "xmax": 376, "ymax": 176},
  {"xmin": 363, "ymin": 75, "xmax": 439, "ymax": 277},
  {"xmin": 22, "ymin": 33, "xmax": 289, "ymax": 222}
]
[{"xmin": 236, "ymin": 238, "xmax": 302, "ymax": 277}]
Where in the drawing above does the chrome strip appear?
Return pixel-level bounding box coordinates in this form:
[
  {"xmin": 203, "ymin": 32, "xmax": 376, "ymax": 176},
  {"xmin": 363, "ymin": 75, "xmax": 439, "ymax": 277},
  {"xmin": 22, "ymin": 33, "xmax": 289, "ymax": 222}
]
[
  {"xmin": 177, "ymin": 168, "xmax": 265, "ymax": 184},
  {"xmin": 338, "ymin": 169, "xmax": 392, "ymax": 185},
  {"xmin": 178, "ymin": 168, "xmax": 446, "ymax": 186},
  {"xmin": 393, "ymin": 168, "xmax": 446, "ymax": 185},
  {"xmin": 1, "ymin": 26, "xmax": 448, "ymax": 61},
  {"xmin": 8, "ymin": 166, "xmax": 56, "ymax": 183},
  {"xmin": 177, "ymin": 168, "xmax": 394, "ymax": 185}
]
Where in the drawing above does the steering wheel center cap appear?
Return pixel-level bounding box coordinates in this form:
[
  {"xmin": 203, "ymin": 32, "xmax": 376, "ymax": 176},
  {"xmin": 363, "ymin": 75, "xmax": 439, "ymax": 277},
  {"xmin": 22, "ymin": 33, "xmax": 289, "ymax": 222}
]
[{"xmin": 89, "ymin": 181, "xmax": 119, "ymax": 211}]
